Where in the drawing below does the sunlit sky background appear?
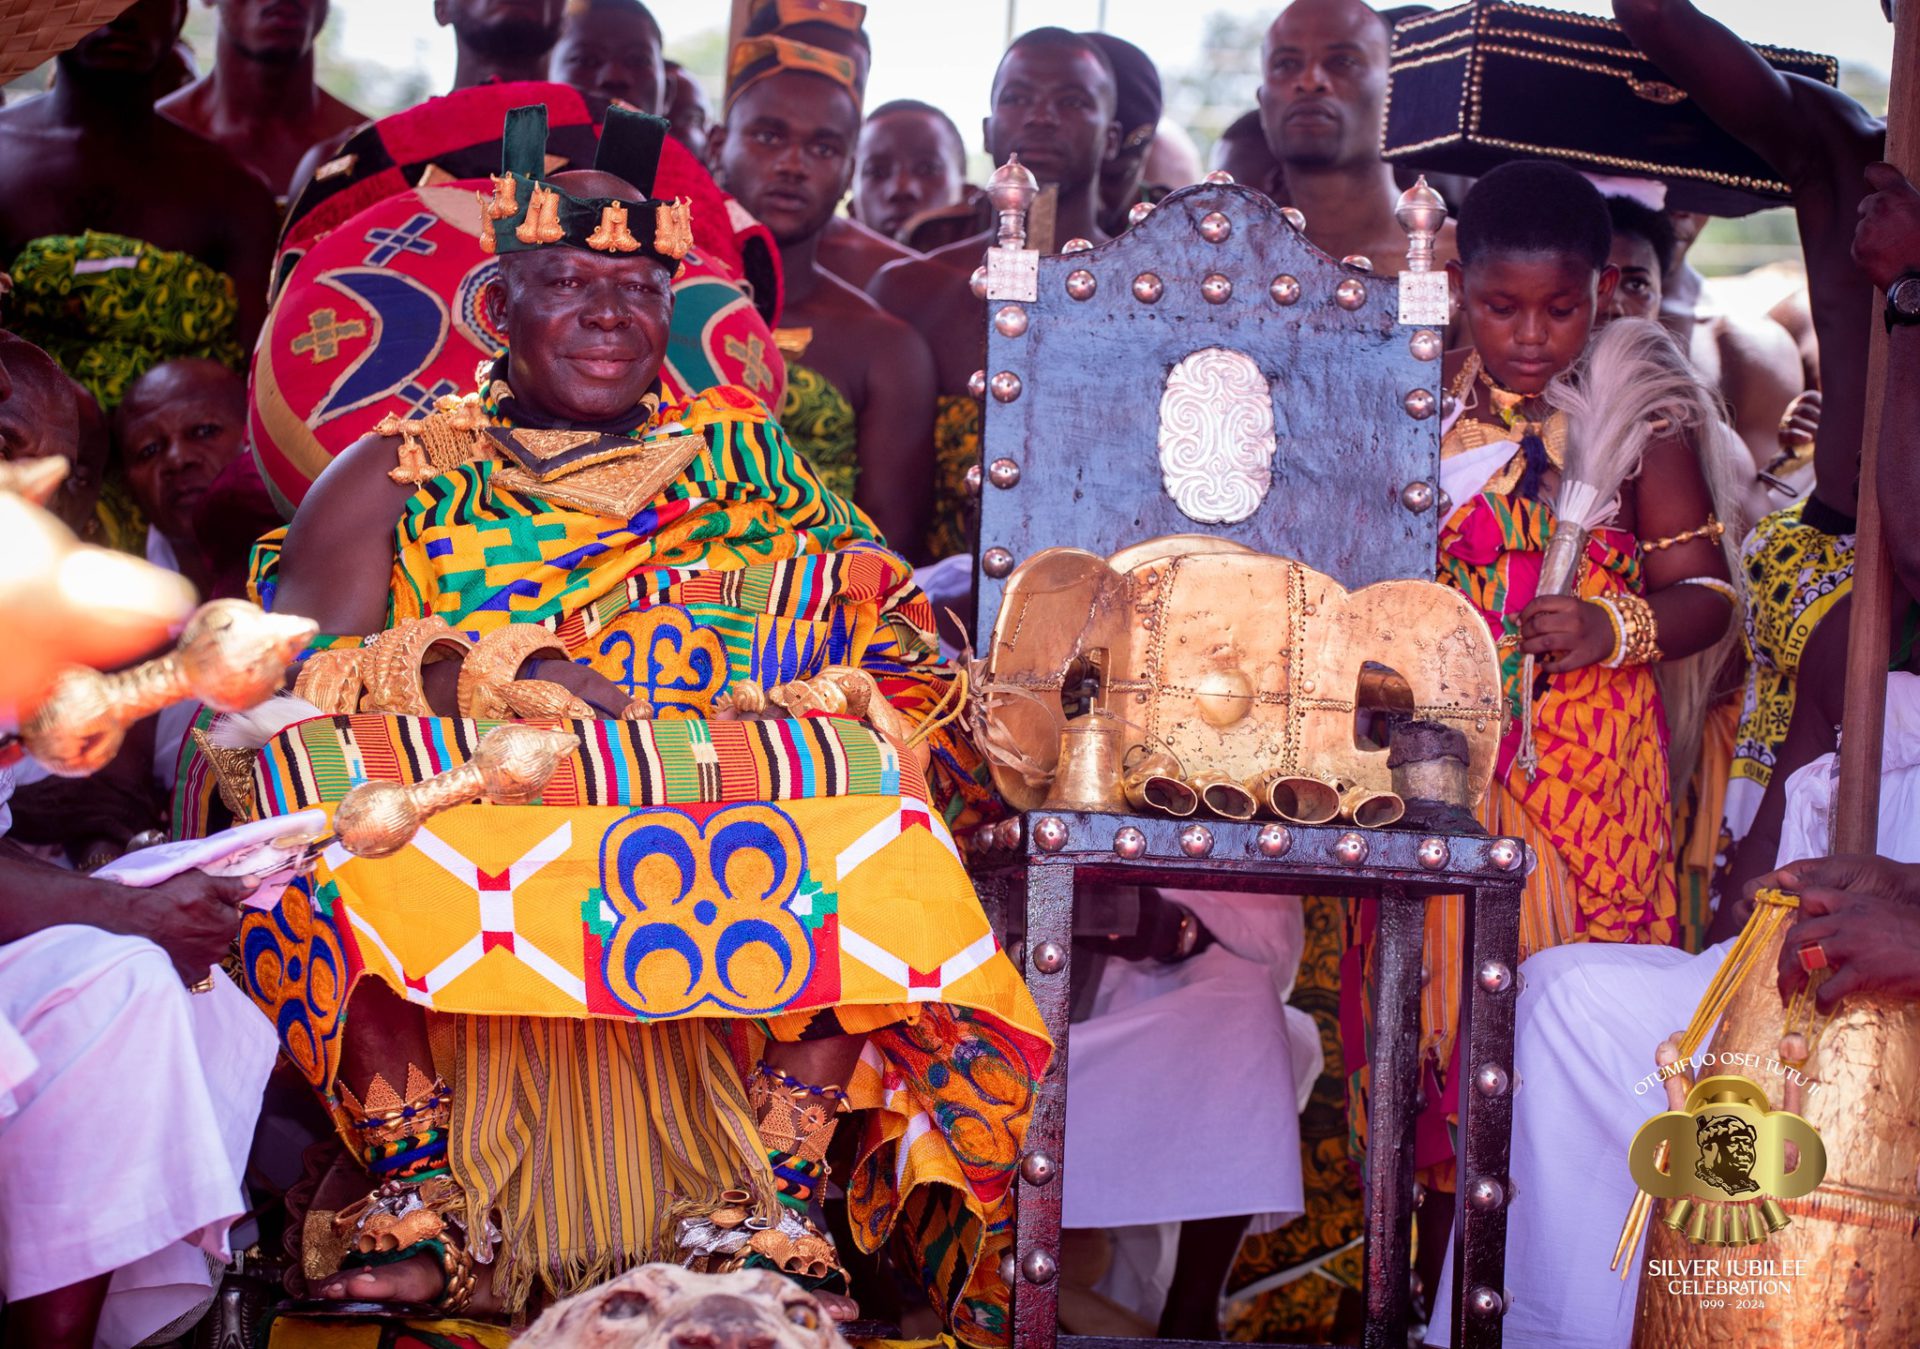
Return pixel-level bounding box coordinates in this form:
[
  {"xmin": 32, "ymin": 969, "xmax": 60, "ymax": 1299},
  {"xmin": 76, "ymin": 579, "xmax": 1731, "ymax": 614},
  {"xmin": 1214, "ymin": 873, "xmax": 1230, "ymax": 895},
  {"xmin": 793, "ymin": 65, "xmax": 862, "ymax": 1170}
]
[{"xmin": 311, "ymin": 0, "xmax": 1895, "ymax": 148}]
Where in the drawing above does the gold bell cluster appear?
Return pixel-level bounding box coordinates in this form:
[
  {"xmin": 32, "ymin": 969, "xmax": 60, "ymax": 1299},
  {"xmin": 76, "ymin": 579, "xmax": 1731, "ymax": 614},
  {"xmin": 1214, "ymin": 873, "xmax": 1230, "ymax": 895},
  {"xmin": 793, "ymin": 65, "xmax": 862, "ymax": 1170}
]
[{"xmin": 1660, "ymin": 1196, "xmax": 1792, "ymax": 1247}]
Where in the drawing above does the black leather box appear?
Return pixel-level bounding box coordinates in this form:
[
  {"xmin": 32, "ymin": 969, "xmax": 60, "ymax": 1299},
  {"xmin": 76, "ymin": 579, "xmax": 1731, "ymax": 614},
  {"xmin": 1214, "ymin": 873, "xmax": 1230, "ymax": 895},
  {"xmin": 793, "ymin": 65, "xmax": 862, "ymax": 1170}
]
[{"xmin": 1382, "ymin": 0, "xmax": 1838, "ymax": 216}]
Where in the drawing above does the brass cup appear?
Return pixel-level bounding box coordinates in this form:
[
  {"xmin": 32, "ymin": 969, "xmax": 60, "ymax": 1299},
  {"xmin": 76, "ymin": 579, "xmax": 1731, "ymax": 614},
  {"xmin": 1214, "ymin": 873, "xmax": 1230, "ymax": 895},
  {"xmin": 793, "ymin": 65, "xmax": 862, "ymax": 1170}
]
[
  {"xmin": 1341, "ymin": 784, "xmax": 1407, "ymax": 829},
  {"xmin": 1192, "ymin": 774, "xmax": 1258, "ymax": 821},
  {"xmin": 1040, "ymin": 717, "xmax": 1127, "ymax": 813},
  {"xmin": 1264, "ymin": 775, "xmax": 1340, "ymax": 825}
]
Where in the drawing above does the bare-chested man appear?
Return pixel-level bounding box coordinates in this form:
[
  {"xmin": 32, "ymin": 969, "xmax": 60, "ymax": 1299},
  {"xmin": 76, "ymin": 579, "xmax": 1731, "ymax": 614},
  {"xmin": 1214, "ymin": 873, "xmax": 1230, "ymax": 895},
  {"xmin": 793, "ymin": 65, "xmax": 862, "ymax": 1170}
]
[
  {"xmin": 437, "ymin": 0, "xmax": 565, "ymax": 89},
  {"xmin": 712, "ymin": 38, "xmax": 937, "ymax": 559},
  {"xmin": 1657, "ymin": 208, "xmax": 1809, "ymax": 500},
  {"xmin": 870, "ymin": 27, "xmax": 1118, "ymax": 558},
  {"xmin": 1610, "ymin": 0, "xmax": 1890, "ymax": 936},
  {"xmin": 549, "ymin": 0, "xmax": 664, "ymax": 115},
  {"xmin": 1615, "ymin": 0, "xmax": 1883, "ymax": 523},
  {"xmin": 852, "ymin": 100, "xmax": 968, "ymax": 247},
  {"xmin": 1258, "ymin": 0, "xmax": 1456, "ymax": 274},
  {"xmin": 290, "ymin": 0, "xmax": 566, "ymax": 199},
  {"xmin": 0, "ymin": 0, "xmax": 275, "ymax": 347},
  {"xmin": 662, "ymin": 61, "xmax": 712, "ymax": 159},
  {"xmin": 159, "ymin": 0, "xmax": 367, "ymax": 198}
]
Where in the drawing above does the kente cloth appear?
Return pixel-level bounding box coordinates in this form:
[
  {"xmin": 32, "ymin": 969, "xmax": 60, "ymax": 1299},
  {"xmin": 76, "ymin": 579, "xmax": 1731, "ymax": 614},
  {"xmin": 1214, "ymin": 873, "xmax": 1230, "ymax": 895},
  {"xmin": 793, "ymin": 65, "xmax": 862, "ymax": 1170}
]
[
  {"xmin": 6, "ymin": 231, "xmax": 244, "ymax": 412},
  {"xmin": 0, "ymin": 926, "xmax": 274, "ymax": 1347},
  {"xmin": 779, "ymin": 361, "xmax": 859, "ymax": 504},
  {"xmin": 253, "ymin": 81, "xmax": 786, "ymax": 517},
  {"xmin": 1342, "ymin": 412, "xmax": 1679, "ymax": 1187},
  {"xmin": 1429, "ymin": 673, "xmax": 1920, "ymax": 1347},
  {"xmin": 1725, "ymin": 498, "xmax": 1855, "ymax": 842},
  {"xmin": 220, "ymin": 383, "xmax": 1041, "ymax": 1340},
  {"xmin": 728, "ymin": 34, "xmax": 865, "ymax": 109},
  {"xmin": 432, "ymin": 1012, "xmax": 775, "ymax": 1308},
  {"xmin": 928, "ymin": 395, "xmax": 979, "ymax": 561}
]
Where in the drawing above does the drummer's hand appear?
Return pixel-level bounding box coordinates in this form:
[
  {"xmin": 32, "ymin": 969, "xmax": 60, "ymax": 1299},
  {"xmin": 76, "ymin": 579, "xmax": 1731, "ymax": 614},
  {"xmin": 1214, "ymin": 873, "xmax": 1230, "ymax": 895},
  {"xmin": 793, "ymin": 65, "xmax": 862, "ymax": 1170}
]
[
  {"xmin": 522, "ymin": 658, "xmax": 636, "ymax": 718},
  {"xmin": 1752, "ymin": 854, "xmax": 1920, "ymax": 909},
  {"xmin": 1767, "ymin": 857, "xmax": 1920, "ymax": 1011},
  {"xmin": 1517, "ymin": 595, "xmax": 1613, "ymax": 672}
]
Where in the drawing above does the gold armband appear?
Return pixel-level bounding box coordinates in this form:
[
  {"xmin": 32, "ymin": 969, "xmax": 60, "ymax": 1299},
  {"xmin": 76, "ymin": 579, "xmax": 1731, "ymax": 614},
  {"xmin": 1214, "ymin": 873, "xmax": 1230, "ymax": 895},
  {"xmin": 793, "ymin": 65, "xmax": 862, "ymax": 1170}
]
[
  {"xmin": 294, "ymin": 643, "xmax": 370, "ymax": 714},
  {"xmin": 1642, "ymin": 514, "xmax": 1725, "ymax": 553},
  {"xmin": 457, "ymin": 624, "xmax": 576, "ymax": 720},
  {"xmin": 360, "ymin": 617, "xmax": 472, "ymax": 715}
]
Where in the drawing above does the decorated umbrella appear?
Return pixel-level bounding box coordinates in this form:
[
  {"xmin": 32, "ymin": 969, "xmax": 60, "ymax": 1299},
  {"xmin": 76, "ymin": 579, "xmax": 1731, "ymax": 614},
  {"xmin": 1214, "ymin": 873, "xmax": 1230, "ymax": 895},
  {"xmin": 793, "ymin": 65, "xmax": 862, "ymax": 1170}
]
[{"xmin": 251, "ymin": 81, "xmax": 788, "ymax": 515}]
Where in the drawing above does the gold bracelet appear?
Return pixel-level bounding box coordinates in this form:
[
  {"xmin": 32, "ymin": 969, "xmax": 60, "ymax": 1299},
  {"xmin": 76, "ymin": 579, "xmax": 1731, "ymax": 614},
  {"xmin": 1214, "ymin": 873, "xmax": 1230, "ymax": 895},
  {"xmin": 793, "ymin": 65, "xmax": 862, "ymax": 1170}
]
[
  {"xmin": 1642, "ymin": 514, "xmax": 1725, "ymax": 553},
  {"xmin": 1591, "ymin": 597, "xmax": 1626, "ymax": 668},
  {"xmin": 360, "ymin": 617, "xmax": 472, "ymax": 715},
  {"xmin": 457, "ymin": 624, "xmax": 573, "ymax": 720},
  {"xmin": 1609, "ymin": 591, "xmax": 1662, "ymax": 665},
  {"xmin": 294, "ymin": 644, "xmax": 369, "ymax": 714}
]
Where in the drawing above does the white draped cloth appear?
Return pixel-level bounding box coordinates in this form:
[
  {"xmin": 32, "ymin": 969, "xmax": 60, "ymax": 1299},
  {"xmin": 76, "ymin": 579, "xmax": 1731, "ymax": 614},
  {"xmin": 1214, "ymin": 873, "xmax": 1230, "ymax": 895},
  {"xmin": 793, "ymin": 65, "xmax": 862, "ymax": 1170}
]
[
  {"xmin": 1063, "ymin": 889, "xmax": 1323, "ymax": 1322},
  {"xmin": 1428, "ymin": 671, "xmax": 1920, "ymax": 1347},
  {"xmin": 0, "ymin": 764, "xmax": 280, "ymax": 1347}
]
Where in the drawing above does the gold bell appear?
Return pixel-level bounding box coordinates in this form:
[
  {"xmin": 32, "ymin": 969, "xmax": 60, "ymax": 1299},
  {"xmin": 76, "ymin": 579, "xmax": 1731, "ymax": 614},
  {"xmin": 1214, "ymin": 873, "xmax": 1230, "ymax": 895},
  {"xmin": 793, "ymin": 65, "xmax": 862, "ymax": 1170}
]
[
  {"xmin": 1041, "ymin": 716, "xmax": 1126, "ymax": 813},
  {"xmin": 1265, "ymin": 774, "xmax": 1340, "ymax": 825},
  {"xmin": 1190, "ymin": 773, "xmax": 1258, "ymax": 821},
  {"xmin": 516, "ymin": 185, "xmax": 565, "ymax": 245},
  {"xmin": 1121, "ymin": 749, "xmax": 1197, "ymax": 818},
  {"xmin": 586, "ymin": 202, "xmax": 642, "ymax": 253},
  {"xmin": 1661, "ymin": 1198, "xmax": 1694, "ymax": 1233},
  {"xmin": 1340, "ymin": 782, "xmax": 1407, "ymax": 829}
]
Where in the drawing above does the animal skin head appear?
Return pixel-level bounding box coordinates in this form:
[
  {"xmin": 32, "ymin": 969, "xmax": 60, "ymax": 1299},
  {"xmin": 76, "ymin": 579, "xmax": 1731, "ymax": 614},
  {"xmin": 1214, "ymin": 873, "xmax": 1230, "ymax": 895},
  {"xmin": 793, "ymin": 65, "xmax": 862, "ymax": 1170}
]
[{"xmin": 517, "ymin": 1264, "xmax": 849, "ymax": 1349}]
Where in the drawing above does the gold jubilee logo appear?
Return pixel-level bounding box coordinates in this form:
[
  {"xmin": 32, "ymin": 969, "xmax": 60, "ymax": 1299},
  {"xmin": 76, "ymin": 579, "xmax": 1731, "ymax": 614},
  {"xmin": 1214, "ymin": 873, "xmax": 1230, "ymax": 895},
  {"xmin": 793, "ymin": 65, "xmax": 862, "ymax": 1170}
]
[{"xmin": 1628, "ymin": 1075, "xmax": 1825, "ymax": 1245}]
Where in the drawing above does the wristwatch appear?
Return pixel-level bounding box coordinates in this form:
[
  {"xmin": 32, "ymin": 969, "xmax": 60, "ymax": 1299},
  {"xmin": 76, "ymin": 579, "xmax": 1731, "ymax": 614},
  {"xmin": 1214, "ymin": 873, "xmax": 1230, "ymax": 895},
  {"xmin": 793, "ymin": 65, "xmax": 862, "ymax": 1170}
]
[{"xmin": 1887, "ymin": 273, "xmax": 1920, "ymax": 331}]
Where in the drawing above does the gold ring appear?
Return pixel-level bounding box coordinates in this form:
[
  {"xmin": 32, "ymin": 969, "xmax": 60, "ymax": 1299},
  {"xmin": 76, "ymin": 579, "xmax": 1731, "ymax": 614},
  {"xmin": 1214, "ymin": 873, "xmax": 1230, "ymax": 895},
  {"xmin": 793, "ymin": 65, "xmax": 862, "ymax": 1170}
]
[{"xmin": 189, "ymin": 972, "xmax": 215, "ymax": 994}]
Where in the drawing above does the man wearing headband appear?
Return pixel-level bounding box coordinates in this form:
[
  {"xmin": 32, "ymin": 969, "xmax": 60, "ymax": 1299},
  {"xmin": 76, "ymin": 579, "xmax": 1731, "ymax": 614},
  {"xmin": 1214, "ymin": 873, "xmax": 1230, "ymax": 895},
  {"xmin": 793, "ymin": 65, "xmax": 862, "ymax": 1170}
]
[
  {"xmin": 714, "ymin": 27, "xmax": 937, "ymax": 559},
  {"xmin": 872, "ymin": 27, "xmax": 1120, "ymax": 561},
  {"xmin": 241, "ymin": 106, "xmax": 1045, "ymax": 1340}
]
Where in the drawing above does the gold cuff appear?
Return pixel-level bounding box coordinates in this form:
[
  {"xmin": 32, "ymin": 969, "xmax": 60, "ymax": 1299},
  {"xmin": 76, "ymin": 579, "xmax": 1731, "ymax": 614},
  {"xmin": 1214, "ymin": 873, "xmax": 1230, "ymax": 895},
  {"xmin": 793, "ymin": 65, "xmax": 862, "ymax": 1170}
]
[
  {"xmin": 1604, "ymin": 591, "xmax": 1661, "ymax": 666},
  {"xmin": 457, "ymin": 624, "xmax": 572, "ymax": 720},
  {"xmin": 293, "ymin": 644, "xmax": 369, "ymax": 715},
  {"xmin": 360, "ymin": 618, "xmax": 472, "ymax": 715}
]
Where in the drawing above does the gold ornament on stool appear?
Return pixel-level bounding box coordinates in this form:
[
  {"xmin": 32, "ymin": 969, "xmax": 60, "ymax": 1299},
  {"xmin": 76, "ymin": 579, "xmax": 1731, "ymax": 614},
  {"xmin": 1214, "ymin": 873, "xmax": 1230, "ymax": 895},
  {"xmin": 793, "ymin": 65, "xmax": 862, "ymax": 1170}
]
[{"xmin": 331, "ymin": 723, "xmax": 580, "ymax": 858}]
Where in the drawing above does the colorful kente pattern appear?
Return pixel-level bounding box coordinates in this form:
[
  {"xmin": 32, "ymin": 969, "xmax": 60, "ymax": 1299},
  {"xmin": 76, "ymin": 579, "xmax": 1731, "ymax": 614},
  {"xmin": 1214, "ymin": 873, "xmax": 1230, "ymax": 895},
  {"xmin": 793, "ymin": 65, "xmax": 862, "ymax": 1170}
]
[{"xmin": 1437, "ymin": 485, "xmax": 1675, "ymax": 949}]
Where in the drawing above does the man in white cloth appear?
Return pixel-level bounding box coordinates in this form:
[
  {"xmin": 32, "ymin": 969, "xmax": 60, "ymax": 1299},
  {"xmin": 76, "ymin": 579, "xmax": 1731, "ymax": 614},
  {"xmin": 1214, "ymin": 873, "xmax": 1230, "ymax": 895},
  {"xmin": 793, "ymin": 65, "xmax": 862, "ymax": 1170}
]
[
  {"xmin": 1061, "ymin": 888, "xmax": 1322, "ymax": 1337},
  {"xmin": 0, "ymin": 333, "xmax": 281, "ymax": 1348},
  {"xmin": 1426, "ymin": 670, "xmax": 1920, "ymax": 1348}
]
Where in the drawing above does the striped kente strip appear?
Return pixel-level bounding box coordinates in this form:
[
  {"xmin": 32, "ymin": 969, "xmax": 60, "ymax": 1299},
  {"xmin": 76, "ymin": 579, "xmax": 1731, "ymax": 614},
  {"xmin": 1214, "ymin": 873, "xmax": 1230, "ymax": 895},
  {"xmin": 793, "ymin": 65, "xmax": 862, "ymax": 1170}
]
[{"xmin": 254, "ymin": 712, "xmax": 918, "ymax": 807}]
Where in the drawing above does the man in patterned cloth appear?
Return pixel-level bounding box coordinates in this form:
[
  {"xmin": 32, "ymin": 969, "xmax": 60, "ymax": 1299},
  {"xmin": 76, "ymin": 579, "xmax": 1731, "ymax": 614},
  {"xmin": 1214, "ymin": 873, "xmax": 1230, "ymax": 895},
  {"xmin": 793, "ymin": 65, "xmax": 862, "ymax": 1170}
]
[{"xmin": 220, "ymin": 106, "xmax": 1047, "ymax": 1343}]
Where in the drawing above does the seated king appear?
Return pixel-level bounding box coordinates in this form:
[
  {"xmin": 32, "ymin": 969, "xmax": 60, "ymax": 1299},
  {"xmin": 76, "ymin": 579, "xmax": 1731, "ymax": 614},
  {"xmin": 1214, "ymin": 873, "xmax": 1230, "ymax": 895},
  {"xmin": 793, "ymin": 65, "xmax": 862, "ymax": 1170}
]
[{"xmin": 220, "ymin": 104, "xmax": 1046, "ymax": 1340}]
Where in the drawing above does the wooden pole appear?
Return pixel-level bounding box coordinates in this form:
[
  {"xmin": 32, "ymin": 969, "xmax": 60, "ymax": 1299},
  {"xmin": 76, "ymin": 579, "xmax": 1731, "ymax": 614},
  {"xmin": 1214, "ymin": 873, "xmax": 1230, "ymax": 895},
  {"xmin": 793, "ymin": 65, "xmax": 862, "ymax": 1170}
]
[
  {"xmin": 1833, "ymin": 0, "xmax": 1920, "ymax": 855},
  {"xmin": 724, "ymin": 0, "xmax": 753, "ymax": 102}
]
